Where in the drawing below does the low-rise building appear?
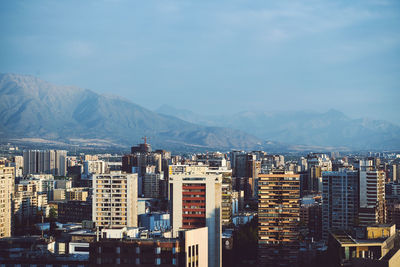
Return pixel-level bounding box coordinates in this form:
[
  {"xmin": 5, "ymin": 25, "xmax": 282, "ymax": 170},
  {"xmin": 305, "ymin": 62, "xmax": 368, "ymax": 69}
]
[
  {"xmin": 90, "ymin": 227, "xmax": 208, "ymax": 266},
  {"xmin": 58, "ymin": 200, "xmax": 92, "ymax": 223},
  {"xmin": 328, "ymin": 224, "xmax": 400, "ymax": 267}
]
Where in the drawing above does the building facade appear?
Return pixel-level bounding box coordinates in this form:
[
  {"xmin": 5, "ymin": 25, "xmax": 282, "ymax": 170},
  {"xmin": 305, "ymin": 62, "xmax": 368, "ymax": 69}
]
[
  {"xmin": 359, "ymin": 170, "xmax": 386, "ymax": 226},
  {"xmin": 169, "ymin": 165, "xmax": 222, "ymax": 267},
  {"xmin": 23, "ymin": 150, "xmax": 67, "ymax": 176},
  {"xmin": 258, "ymin": 171, "xmax": 300, "ymax": 267},
  {"xmin": 58, "ymin": 200, "xmax": 92, "ymax": 223},
  {"xmin": 322, "ymin": 170, "xmax": 359, "ymax": 240},
  {"xmin": 0, "ymin": 165, "xmax": 14, "ymax": 238},
  {"xmin": 89, "ymin": 227, "xmax": 208, "ymax": 267},
  {"xmin": 93, "ymin": 172, "xmax": 138, "ymax": 228},
  {"xmin": 13, "ymin": 180, "xmax": 48, "ymax": 224}
]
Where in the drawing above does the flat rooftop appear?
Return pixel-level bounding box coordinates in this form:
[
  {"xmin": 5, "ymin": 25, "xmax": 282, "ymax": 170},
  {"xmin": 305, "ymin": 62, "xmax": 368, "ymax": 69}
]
[{"xmin": 332, "ymin": 231, "xmax": 391, "ymax": 247}]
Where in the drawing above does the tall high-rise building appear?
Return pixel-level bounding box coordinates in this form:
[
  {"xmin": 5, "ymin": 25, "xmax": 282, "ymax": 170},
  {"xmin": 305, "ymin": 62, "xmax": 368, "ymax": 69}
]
[
  {"xmin": 0, "ymin": 165, "xmax": 14, "ymax": 238},
  {"xmin": 232, "ymin": 153, "xmax": 260, "ymax": 199},
  {"xmin": 23, "ymin": 150, "xmax": 67, "ymax": 176},
  {"xmin": 122, "ymin": 140, "xmax": 168, "ymax": 176},
  {"xmin": 359, "ymin": 170, "xmax": 386, "ymax": 225},
  {"xmin": 322, "ymin": 170, "xmax": 359, "ymax": 240},
  {"xmin": 13, "ymin": 156, "xmax": 24, "ymax": 178},
  {"xmin": 122, "ymin": 141, "xmax": 170, "ymax": 198},
  {"xmin": 258, "ymin": 171, "xmax": 300, "ymax": 267},
  {"xmin": 221, "ymin": 172, "xmax": 233, "ymax": 226},
  {"xmin": 142, "ymin": 172, "xmax": 165, "ymax": 198},
  {"xmin": 93, "ymin": 172, "xmax": 138, "ymax": 228},
  {"xmin": 390, "ymin": 163, "xmax": 400, "ymax": 182},
  {"xmin": 169, "ymin": 165, "xmax": 222, "ymax": 267},
  {"xmin": 306, "ymin": 153, "xmax": 332, "ymax": 193}
]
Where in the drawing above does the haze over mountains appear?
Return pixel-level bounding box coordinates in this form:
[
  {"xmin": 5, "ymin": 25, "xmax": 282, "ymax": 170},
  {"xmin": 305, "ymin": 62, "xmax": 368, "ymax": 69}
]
[
  {"xmin": 0, "ymin": 73, "xmax": 399, "ymax": 152},
  {"xmin": 156, "ymin": 105, "xmax": 400, "ymax": 150}
]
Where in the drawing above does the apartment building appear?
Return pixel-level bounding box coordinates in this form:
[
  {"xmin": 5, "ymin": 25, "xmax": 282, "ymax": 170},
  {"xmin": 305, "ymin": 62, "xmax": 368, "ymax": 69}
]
[
  {"xmin": 0, "ymin": 165, "xmax": 14, "ymax": 238},
  {"xmin": 93, "ymin": 172, "xmax": 138, "ymax": 228},
  {"xmin": 258, "ymin": 171, "xmax": 300, "ymax": 267}
]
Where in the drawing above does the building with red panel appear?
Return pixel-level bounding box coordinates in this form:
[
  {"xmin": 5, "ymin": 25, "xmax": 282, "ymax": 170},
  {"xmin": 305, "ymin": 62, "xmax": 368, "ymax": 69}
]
[{"xmin": 169, "ymin": 165, "xmax": 222, "ymax": 267}]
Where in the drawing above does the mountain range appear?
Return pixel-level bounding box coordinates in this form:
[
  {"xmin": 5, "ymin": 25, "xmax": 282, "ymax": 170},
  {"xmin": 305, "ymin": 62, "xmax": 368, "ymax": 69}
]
[
  {"xmin": 156, "ymin": 106, "xmax": 400, "ymax": 151},
  {"xmin": 0, "ymin": 73, "xmax": 399, "ymax": 152},
  {"xmin": 0, "ymin": 73, "xmax": 263, "ymax": 151}
]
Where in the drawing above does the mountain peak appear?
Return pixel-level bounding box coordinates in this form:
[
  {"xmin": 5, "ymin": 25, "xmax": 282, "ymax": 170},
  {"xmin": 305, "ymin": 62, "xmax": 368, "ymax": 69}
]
[{"xmin": 0, "ymin": 73, "xmax": 262, "ymax": 151}]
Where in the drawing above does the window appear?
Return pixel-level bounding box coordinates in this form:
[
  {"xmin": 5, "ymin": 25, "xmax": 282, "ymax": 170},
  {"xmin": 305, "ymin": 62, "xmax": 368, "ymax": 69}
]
[
  {"xmin": 75, "ymin": 246, "xmax": 89, "ymax": 252},
  {"xmin": 155, "ymin": 258, "xmax": 161, "ymax": 265}
]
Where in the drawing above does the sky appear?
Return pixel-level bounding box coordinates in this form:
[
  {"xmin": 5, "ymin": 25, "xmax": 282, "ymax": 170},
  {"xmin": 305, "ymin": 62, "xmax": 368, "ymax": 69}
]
[{"xmin": 1, "ymin": 0, "xmax": 400, "ymax": 124}]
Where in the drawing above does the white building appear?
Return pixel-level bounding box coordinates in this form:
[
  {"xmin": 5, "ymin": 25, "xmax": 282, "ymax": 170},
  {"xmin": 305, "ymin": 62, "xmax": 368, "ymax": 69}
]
[
  {"xmin": 83, "ymin": 160, "xmax": 107, "ymax": 178},
  {"xmin": 359, "ymin": 170, "xmax": 386, "ymax": 225},
  {"xmin": 93, "ymin": 172, "xmax": 138, "ymax": 228},
  {"xmin": 169, "ymin": 165, "xmax": 222, "ymax": 267}
]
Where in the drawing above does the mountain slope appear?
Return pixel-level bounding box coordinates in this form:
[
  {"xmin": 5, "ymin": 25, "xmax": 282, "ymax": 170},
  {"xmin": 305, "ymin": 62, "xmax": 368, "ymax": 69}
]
[
  {"xmin": 0, "ymin": 73, "xmax": 262, "ymax": 150},
  {"xmin": 156, "ymin": 106, "xmax": 400, "ymax": 150}
]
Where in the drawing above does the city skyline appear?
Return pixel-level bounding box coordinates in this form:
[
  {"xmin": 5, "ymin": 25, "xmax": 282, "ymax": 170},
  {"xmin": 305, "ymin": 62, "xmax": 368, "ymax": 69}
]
[
  {"xmin": 1, "ymin": 1, "xmax": 400, "ymax": 265},
  {"xmin": 2, "ymin": 141, "xmax": 400, "ymax": 266},
  {"xmin": 1, "ymin": 0, "xmax": 399, "ymax": 124}
]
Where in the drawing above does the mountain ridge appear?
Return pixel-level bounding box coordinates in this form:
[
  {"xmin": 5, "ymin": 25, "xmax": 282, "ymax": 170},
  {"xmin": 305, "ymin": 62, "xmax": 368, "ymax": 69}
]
[
  {"xmin": 1, "ymin": 73, "xmax": 399, "ymax": 151},
  {"xmin": 0, "ymin": 73, "xmax": 263, "ymax": 151},
  {"xmin": 155, "ymin": 105, "xmax": 400, "ymax": 150}
]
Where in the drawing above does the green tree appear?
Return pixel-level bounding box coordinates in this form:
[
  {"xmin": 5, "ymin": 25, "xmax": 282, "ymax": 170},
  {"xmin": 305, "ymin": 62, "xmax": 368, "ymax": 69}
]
[{"xmin": 48, "ymin": 207, "xmax": 57, "ymax": 220}]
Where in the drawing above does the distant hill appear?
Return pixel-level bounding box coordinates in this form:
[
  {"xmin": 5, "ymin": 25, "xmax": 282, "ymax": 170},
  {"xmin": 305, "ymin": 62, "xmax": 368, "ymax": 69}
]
[
  {"xmin": 0, "ymin": 73, "xmax": 263, "ymax": 151},
  {"xmin": 2, "ymin": 73, "xmax": 398, "ymax": 152},
  {"xmin": 156, "ymin": 106, "xmax": 400, "ymax": 150}
]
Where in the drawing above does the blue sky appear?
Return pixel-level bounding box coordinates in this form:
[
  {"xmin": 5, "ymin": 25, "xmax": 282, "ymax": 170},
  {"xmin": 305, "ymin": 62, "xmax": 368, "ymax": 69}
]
[{"xmin": 1, "ymin": 0, "xmax": 399, "ymax": 124}]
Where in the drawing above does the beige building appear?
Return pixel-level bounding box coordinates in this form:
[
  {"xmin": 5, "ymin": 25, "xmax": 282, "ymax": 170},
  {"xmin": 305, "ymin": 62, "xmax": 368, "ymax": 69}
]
[
  {"xmin": 83, "ymin": 160, "xmax": 107, "ymax": 177},
  {"xmin": 329, "ymin": 224, "xmax": 400, "ymax": 267},
  {"xmin": 183, "ymin": 227, "xmax": 208, "ymax": 267},
  {"xmin": 169, "ymin": 165, "xmax": 222, "ymax": 267},
  {"xmin": 14, "ymin": 180, "xmax": 48, "ymax": 224},
  {"xmin": 93, "ymin": 171, "xmax": 138, "ymax": 228},
  {"xmin": 53, "ymin": 188, "xmax": 66, "ymax": 201},
  {"xmin": 0, "ymin": 165, "xmax": 14, "ymax": 238},
  {"xmin": 66, "ymin": 187, "xmax": 89, "ymax": 201},
  {"xmin": 84, "ymin": 154, "xmax": 99, "ymax": 161}
]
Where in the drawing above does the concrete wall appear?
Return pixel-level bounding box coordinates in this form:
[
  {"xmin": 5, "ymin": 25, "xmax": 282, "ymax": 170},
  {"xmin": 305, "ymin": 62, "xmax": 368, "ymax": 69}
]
[{"xmin": 185, "ymin": 227, "xmax": 208, "ymax": 267}]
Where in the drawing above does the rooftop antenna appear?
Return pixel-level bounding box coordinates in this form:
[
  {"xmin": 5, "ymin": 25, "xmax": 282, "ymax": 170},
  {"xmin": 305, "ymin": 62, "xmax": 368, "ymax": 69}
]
[{"xmin": 142, "ymin": 136, "xmax": 148, "ymax": 144}]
